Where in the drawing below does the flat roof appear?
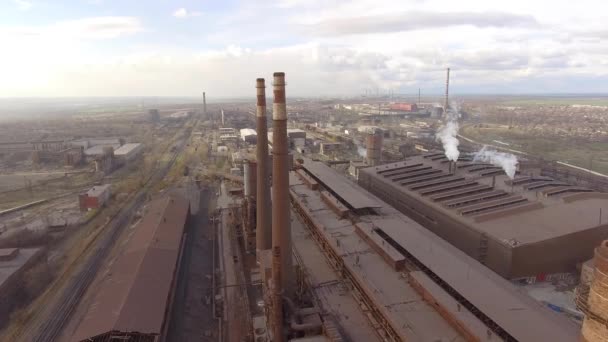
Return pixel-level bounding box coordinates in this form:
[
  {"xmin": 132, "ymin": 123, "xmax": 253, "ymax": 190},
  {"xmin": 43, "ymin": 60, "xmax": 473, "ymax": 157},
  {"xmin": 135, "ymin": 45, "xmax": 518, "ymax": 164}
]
[
  {"xmin": 301, "ymin": 160, "xmax": 381, "ymax": 210},
  {"xmin": 372, "ymin": 216, "xmax": 578, "ymax": 341},
  {"xmin": 86, "ymin": 184, "xmax": 111, "ymax": 197},
  {"xmin": 290, "ymin": 173, "xmax": 464, "ymax": 341},
  {"xmin": 360, "ymin": 155, "xmax": 608, "ymax": 245},
  {"xmin": 71, "ymin": 194, "xmax": 189, "ymax": 341},
  {"xmin": 0, "ymin": 248, "xmax": 41, "ymax": 285},
  {"xmin": 84, "ymin": 144, "xmax": 120, "ymax": 156},
  {"xmin": 114, "ymin": 143, "xmax": 142, "ymax": 155},
  {"xmin": 300, "ymin": 166, "xmax": 580, "ymax": 341}
]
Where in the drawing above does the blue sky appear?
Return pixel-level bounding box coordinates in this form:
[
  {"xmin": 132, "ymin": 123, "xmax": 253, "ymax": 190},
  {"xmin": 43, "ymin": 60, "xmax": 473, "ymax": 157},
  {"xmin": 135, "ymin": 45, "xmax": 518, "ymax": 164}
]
[{"xmin": 1, "ymin": 0, "xmax": 608, "ymax": 97}]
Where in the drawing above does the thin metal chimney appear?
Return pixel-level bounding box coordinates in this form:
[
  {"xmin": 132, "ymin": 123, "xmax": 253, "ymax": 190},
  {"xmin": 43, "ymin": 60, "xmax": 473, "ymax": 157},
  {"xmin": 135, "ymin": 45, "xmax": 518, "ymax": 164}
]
[
  {"xmin": 444, "ymin": 67, "xmax": 450, "ymax": 113},
  {"xmin": 256, "ymin": 79, "xmax": 272, "ymax": 254},
  {"xmin": 271, "ymin": 72, "xmax": 292, "ymax": 342}
]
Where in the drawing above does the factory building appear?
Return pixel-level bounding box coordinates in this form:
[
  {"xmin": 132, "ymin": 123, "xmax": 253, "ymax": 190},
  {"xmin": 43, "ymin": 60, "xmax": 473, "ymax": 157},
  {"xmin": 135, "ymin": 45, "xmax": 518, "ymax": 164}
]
[
  {"xmin": 71, "ymin": 193, "xmax": 191, "ymax": 342},
  {"xmin": 219, "ymin": 128, "xmax": 238, "ymax": 142},
  {"xmin": 294, "ymin": 159, "xmax": 578, "ymax": 341},
  {"xmin": 358, "ymin": 152, "xmax": 608, "ymax": 279},
  {"xmin": 0, "ymin": 248, "xmax": 44, "ymax": 325},
  {"xmin": 113, "ymin": 143, "xmax": 143, "ymax": 163},
  {"xmin": 240, "ymin": 128, "xmax": 257, "ymax": 144},
  {"xmin": 79, "ymin": 184, "xmax": 111, "ymax": 211}
]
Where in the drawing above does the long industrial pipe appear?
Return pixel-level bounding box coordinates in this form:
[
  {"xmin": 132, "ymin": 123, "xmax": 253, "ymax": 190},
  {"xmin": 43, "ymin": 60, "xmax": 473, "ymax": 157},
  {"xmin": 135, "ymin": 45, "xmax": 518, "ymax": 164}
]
[{"xmin": 256, "ymin": 79, "xmax": 272, "ymax": 253}]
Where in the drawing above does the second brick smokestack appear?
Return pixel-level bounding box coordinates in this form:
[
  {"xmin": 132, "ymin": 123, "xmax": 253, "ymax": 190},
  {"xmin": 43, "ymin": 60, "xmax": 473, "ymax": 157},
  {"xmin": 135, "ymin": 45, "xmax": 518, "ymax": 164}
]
[
  {"xmin": 256, "ymin": 79, "xmax": 272, "ymax": 253},
  {"xmin": 271, "ymin": 72, "xmax": 293, "ymax": 296}
]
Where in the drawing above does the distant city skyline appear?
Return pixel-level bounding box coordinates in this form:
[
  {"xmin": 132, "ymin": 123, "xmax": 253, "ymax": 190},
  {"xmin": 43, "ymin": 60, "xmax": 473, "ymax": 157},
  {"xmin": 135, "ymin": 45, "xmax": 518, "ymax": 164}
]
[{"xmin": 1, "ymin": 0, "xmax": 607, "ymax": 97}]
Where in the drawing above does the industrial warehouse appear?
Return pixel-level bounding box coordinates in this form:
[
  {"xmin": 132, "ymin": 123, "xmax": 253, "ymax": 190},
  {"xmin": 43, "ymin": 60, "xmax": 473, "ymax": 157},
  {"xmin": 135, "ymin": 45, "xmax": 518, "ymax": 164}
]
[
  {"xmin": 357, "ymin": 153, "xmax": 608, "ymax": 279},
  {"xmin": 291, "ymin": 159, "xmax": 579, "ymax": 341},
  {"xmin": 70, "ymin": 193, "xmax": 191, "ymax": 342}
]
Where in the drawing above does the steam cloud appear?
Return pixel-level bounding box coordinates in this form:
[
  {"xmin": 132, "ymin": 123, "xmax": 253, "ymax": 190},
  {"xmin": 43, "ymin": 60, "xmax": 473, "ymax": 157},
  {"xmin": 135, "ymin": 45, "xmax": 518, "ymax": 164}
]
[
  {"xmin": 436, "ymin": 102, "xmax": 461, "ymax": 161},
  {"xmin": 473, "ymin": 146, "xmax": 518, "ymax": 179},
  {"xmin": 357, "ymin": 145, "xmax": 367, "ymax": 158}
]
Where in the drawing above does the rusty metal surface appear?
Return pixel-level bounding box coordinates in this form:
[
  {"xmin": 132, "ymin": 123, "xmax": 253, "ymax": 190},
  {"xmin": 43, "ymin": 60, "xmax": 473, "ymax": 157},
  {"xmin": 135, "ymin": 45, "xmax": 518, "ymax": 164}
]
[
  {"xmin": 71, "ymin": 194, "xmax": 190, "ymax": 341},
  {"xmin": 272, "ymin": 72, "xmax": 293, "ymax": 291},
  {"xmin": 256, "ymin": 78, "xmax": 272, "ymax": 252},
  {"xmin": 302, "ymin": 160, "xmax": 381, "ymax": 210}
]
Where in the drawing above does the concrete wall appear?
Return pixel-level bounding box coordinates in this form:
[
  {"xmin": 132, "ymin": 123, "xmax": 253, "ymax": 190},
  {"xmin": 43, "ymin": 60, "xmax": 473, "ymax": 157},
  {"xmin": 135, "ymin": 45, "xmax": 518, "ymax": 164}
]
[{"xmin": 512, "ymin": 225, "xmax": 608, "ymax": 278}]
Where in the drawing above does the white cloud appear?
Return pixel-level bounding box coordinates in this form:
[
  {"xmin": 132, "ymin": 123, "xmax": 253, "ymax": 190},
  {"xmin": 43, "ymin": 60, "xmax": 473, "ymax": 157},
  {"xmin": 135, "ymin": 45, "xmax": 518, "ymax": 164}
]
[
  {"xmin": 173, "ymin": 8, "xmax": 202, "ymax": 19},
  {"xmin": 13, "ymin": 0, "xmax": 32, "ymax": 10},
  {"xmin": 309, "ymin": 11, "xmax": 538, "ymax": 36},
  {"xmin": 0, "ymin": 16, "xmax": 144, "ymax": 40},
  {"xmin": 2, "ymin": 0, "xmax": 608, "ymax": 96}
]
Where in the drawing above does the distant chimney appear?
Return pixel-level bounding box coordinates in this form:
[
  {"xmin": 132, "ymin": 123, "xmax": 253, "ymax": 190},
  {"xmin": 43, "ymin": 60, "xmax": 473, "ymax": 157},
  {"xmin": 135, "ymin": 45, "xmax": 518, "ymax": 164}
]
[{"xmin": 444, "ymin": 67, "xmax": 450, "ymax": 114}]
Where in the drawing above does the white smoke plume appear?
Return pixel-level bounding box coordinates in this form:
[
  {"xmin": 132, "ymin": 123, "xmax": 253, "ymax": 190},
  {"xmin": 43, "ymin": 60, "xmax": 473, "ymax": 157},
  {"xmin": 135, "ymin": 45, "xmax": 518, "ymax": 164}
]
[
  {"xmin": 436, "ymin": 102, "xmax": 461, "ymax": 161},
  {"xmin": 473, "ymin": 145, "xmax": 519, "ymax": 179},
  {"xmin": 357, "ymin": 145, "xmax": 367, "ymax": 158}
]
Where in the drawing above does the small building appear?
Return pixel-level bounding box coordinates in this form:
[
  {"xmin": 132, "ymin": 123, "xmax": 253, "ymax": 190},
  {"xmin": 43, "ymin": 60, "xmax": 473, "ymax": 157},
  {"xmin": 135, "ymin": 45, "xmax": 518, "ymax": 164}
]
[
  {"xmin": 349, "ymin": 160, "xmax": 369, "ymax": 180},
  {"xmin": 79, "ymin": 184, "xmax": 111, "ymax": 211},
  {"xmin": 320, "ymin": 142, "xmax": 341, "ymax": 156},
  {"xmin": 240, "ymin": 128, "xmax": 257, "ymax": 144},
  {"xmin": 114, "ymin": 143, "xmax": 143, "ymax": 163},
  {"xmin": 287, "ymin": 128, "xmax": 306, "ymax": 140}
]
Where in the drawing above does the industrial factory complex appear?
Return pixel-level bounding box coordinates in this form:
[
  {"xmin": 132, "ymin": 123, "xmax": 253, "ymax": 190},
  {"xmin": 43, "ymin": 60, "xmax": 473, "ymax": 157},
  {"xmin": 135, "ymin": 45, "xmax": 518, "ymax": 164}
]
[
  {"xmin": 358, "ymin": 154, "xmax": 608, "ymax": 279},
  {"xmin": 1, "ymin": 69, "xmax": 607, "ymax": 342}
]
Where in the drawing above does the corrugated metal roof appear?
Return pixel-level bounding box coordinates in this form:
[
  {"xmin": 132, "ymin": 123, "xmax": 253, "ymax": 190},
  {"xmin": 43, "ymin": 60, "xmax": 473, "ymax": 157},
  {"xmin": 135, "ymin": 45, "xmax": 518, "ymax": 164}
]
[
  {"xmin": 71, "ymin": 194, "xmax": 189, "ymax": 341},
  {"xmin": 374, "ymin": 216, "xmax": 579, "ymax": 341},
  {"xmin": 302, "ymin": 160, "xmax": 381, "ymax": 210}
]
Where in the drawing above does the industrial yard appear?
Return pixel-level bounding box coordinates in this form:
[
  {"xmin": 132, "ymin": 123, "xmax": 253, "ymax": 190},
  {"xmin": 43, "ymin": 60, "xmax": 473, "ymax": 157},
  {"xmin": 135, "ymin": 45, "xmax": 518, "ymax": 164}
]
[{"xmin": 0, "ymin": 73, "xmax": 606, "ymax": 342}]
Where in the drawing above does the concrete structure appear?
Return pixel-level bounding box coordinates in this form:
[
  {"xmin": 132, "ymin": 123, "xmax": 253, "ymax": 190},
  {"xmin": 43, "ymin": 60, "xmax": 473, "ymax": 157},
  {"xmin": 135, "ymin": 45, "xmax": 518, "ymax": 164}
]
[
  {"xmin": 286, "ymin": 129, "xmax": 306, "ymax": 140},
  {"xmin": 581, "ymin": 240, "xmax": 608, "ymax": 341},
  {"xmin": 256, "ymin": 78, "xmax": 272, "ymax": 254},
  {"xmin": 71, "ymin": 194, "xmax": 191, "ymax": 342},
  {"xmin": 358, "ymin": 153, "xmax": 608, "ymax": 279},
  {"xmin": 293, "ymin": 159, "xmax": 579, "ymax": 342},
  {"xmin": 113, "ymin": 143, "xmax": 143, "ymax": 162},
  {"xmin": 365, "ymin": 129, "xmax": 383, "ymax": 166},
  {"xmin": 84, "ymin": 144, "xmax": 120, "ymax": 157},
  {"xmin": 0, "ymin": 248, "xmax": 44, "ymax": 325},
  {"xmin": 319, "ymin": 142, "xmax": 341, "ymax": 156},
  {"xmin": 203, "ymin": 92, "xmax": 207, "ymax": 117},
  {"xmin": 79, "ymin": 184, "xmax": 111, "ymax": 211},
  {"xmin": 271, "ymin": 72, "xmax": 292, "ymax": 341},
  {"xmin": 219, "ymin": 128, "xmax": 238, "ymax": 142},
  {"xmin": 240, "ymin": 128, "xmax": 258, "ymax": 144}
]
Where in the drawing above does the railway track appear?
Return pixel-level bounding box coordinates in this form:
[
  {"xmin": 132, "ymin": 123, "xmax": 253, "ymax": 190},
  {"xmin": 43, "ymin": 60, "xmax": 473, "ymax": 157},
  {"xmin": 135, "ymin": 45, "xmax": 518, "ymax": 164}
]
[{"xmin": 26, "ymin": 124, "xmax": 194, "ymax": 342}]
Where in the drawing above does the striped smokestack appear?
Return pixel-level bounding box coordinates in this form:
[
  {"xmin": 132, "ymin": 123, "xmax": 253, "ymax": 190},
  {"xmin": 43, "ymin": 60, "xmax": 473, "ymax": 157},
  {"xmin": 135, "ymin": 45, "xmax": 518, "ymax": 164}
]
[
  {"xmin": 256, "ymin": 79, "xmax": 272, "ymax": 254},
  {"xmin": 271, "ymin": 72, "xmax": 293, "ymax": 341}
]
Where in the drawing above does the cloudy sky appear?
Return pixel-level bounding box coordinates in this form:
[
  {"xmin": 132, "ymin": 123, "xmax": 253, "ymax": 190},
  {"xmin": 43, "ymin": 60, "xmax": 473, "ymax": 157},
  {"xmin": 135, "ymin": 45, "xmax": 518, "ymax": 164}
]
[{"xmin": 1, "ymin": 0, "xmax": 607, "ymax": 97}]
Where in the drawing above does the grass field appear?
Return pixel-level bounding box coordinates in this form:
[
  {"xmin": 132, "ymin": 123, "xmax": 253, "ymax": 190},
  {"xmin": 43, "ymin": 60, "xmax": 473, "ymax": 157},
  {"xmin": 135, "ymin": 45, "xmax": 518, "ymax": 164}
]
[{"xmin": 461, "ymin": 125, "xmax": 608, "ymax": 175}]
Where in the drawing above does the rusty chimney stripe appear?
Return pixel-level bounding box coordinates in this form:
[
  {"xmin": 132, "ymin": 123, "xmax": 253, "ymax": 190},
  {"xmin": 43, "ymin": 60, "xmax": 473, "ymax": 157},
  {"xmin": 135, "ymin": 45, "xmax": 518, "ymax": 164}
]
[
  {"xmin": 256, "ymin": 78, "xmax": 267, "ymax": 111},
  {"xmin": 256, "ymin": 78, "xmax": 272, "ymax": 252},
  {"xmin": 273, "ymin": 72, "xmax": 287, "ymax": 120}
]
